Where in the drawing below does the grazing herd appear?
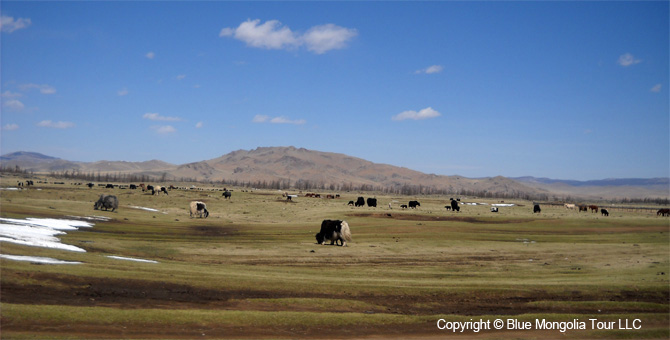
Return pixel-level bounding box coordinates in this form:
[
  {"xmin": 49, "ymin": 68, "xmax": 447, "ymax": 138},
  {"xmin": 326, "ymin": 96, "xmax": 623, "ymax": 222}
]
[{"xmin": 44, "ymin": 179, "xmax": 665, "ymax": 249}]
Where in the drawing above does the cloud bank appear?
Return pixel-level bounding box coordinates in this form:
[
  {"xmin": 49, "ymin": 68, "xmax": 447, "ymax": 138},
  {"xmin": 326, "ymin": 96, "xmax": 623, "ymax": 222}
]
[
  {"xmin": 1, "ymin": 15, "xmax": 31, "ymax": 33},
  {"xmin": 392, "ymin": 107, "xmax": 441, "ymax": 121},
  {"xmin": 143, "ymin": 113, "xmax": 182, "ymax": 121},
  {"xmin": 253, "ymin": 115, "xmax": 306, "ymax": 125},
  {"xmin": 37, "ymin": 120, "xmax": 75, "ymax": 129},
  {"xmin": 220, "ymin": 19, "xmax": 357, "ymax": 54},
  {"xmin": 618, "ymin": 53, "xmax": 641, "ymax": 67},
  {"xmin": 415, "ymin": 65, "xmax": 444, "ymax": 74}
]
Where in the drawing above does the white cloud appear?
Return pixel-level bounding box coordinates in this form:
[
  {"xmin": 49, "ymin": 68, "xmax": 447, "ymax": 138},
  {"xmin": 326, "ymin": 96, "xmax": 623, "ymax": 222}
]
[
  {"xmin": 19, "ymin": 83, "xmax": 56, "ymax": 94},
  {"xmin": 650, "ymin": 84, "xmax": 662, "ymax": 93},
  {"xmin": 176, "ymin": 74, "xmax": 186, "ymax": 80},
  {"xmin": 3, "ymin": 99, "xmax": 25, "ymax": 111},
  {"xmin": 152, "ymin": 125, "xmax": 176, "ymax": 134},
  {"xmin": 195, "ymin": 122, "xmax": 203, "ymax": 128},
  {"xmin": 618, "ymin": 53, "xmax": 641, "ymax": 67},
  {"xmin": 37, "ymin": 120, "xmax": 75, "ymax": 129},
  {"xmin": 117, "ymin": 88, "xmax": 129, "ymax": 96},
  {"xmin": 252, "ymin": 115, "xmax": 270, "ymax": 123},
  {"xmin": 392, "ymin": 107, "xmax": 441, "ymax": 121},
  {"xmin": 415, "ymin": 65, "xmax": 444, "ymax": 74},
  {"xmin": 271, "ymin": 116, "xmax": 306, "ymax": 125},
  {"xmin": 1, "ymin": 91, "xmax": 22, "ymax": 98},
  {"xmin": 143, "ymin": 112, "xmax": 182, "ymax": 121},
  {"xmin": 220, "ymin": 19, "xmax": 356, "ymax": 54},
  {"xmin": 221, "ymin": 19, "xmax": 299, "ymax": 50},
  {"xmin": 1, "ymin": 15, "xmax": 31, "ymax": 33},
  {"xmin": 2, "ymin": 124, "xmax": 19, "ymax": 131},
  {"xmin": 146, "ymin": 51, "xmax": 155, "ymax": 59},
  {"xmin": 252, "ymin": 114, "xmax": 305, "ymax": 125},
  {"xmin": 303, "ymin": 24, "xmax": 358, "ymax": 54}
]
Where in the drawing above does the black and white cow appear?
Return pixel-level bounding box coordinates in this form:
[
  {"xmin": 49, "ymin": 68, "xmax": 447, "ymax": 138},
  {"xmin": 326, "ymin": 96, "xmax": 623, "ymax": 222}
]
[
  {"xmin": 490, "ymin": 207, "xmax": 499, "ymax": 213},
  {"xmin": 152, "ymin": 186, "xmax": 168, "ymax": 195},
  {"xmin": 315, "ymin": 220, "xmax": 352, "ymax": 247},
  {"xmin": 601, "ymin": 209, "xmax": 609, "ymax": 216},
  {"xmin": 450, "ymin": 199, "xmax": 460, "ymax": 212},
  {"xmin": 189, "ymin": 201, "xmax": 209, "ymax": 218}
]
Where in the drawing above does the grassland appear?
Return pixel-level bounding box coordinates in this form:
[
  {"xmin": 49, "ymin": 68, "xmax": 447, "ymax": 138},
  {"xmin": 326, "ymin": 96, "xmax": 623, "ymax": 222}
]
[{"xmin": 1, "ymin": 174, "xmax": 668, "ymax": 339}]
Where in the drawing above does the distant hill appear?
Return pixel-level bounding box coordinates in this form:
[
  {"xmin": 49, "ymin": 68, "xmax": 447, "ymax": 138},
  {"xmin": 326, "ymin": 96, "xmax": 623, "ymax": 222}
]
[
  {"xmin": 0, "ymin": 151, "xmax": 82, "ymax": 172},
  {"xmin": 0, "ymin": 151, "xmax": 60, "ymax": 162},
  {"xmin": 513, "ymin": 176, "xmax": 669, "ymax": 200},
  {"xmin": 1, "ymin": 148, "xmax": 667, "ymax": 200},
  {"xmin": 513, "ymin": 176, "xmax": 669, "ymax": 187},
  {"xmin": 171, "ymin": 146, "xmax": 546, "ymax": 197}
]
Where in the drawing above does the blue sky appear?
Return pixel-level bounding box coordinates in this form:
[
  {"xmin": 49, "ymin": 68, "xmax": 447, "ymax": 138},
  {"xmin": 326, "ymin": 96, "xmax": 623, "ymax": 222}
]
[{"xmin": 1, "ymin": 1, "xmax": 668, "ymax": 180}]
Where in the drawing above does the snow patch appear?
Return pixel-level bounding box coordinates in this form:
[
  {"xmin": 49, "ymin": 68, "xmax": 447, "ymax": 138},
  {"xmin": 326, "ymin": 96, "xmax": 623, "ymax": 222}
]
[
  {"xmin": 0, "ymin": 254, "xmax": 82, "ymax": 264},
  {"xmin": 106, "ymin": 255, "xmax": 158, "ymax": 264},
  {"xmin": 0, "ymin": 218, "xmax": 94, "ymax": 252}
]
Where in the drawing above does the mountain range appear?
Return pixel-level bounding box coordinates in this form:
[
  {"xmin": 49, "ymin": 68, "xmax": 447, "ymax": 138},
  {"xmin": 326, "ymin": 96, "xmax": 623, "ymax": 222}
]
[{"xmin": 1, "ymin": 147, "xmax": 668, "ymax": 200}]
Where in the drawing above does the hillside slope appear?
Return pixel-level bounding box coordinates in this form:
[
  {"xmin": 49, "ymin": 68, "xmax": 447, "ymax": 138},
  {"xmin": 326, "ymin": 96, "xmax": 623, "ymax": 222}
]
[{"xmin": 2, "ymin": 148, "xmax": 667, "ymax": 200}]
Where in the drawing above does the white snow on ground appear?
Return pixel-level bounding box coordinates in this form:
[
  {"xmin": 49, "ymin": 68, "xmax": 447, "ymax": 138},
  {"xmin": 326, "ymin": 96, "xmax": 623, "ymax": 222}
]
[
  {"xmin": 129, "ymin": 206, "xmax": 160, "ymax": 212},
  {"xmin": 0, "ymin": 254, "xmax": 82, "ymax": 264},
  {"xmin": 492, "ymin": 204, "xmax": 516, "ymax": 207},
  {"xmin": 106, "ymin": 255, "xmax": 158, "ymax": 263},
  {"xmin": 0, "ymin": 218, "xmax": 94, "ymax": 252},
  {"xmin": 0, "ymin": 217, "xmax": 159, "ymax": 265}
]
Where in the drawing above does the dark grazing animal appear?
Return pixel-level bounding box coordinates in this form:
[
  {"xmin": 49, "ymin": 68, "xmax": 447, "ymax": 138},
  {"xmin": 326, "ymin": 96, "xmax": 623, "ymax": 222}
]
[
  {"xmin": 400, "ymin": 204, "xmax": 408, "ymax": 209},
  {"xmin": 657, "ymin": 209, "xmax": 670, "ymax": 217},
  {"xmin": 450, "ymin": 199, "xmax": 460, "ymax": 212},
  {"xmin": 533, "ymin": 204, "xmax": 541, "ymax": 213},
  {"xmin": 222, "ymin": 191, "xmax": 232, "ymax": 199},
  {"xmin": 93, "ymin": 194, "xmax": 118, "ymax": 212},
  {"xmin": 347, "ymin": 201, "xmax": 354, "ymax": 206},
  {"xmin": 367, "ymin": 198, "xmax": 377, "ymax": 207},
  {"xmin": 444, "ymin": 205, "xmax": 451, "ymax": 211},
  {"xmin": 105, "ymin": 184, "xmax": 114, "ymax": 189},
  {"xmin": 588, "ymin": 205, "xmax": 599, "ymax": 213},
  {"xmin": 315, "ymin": 220, "xmax": 352, "ymax": 247},
  {"xmin": 578, "ymin": 205, "xmax": 588, "ymax": 212},
  {"xmin": 601, "ymin": 209, "xmax": 609, "ymax": 216},
  {"xmin": 87, "ymin": 183, "xmax": 94, "ymax": 188},
  {"xmin": 189, "ymin": 201, "xmax": 209, "ymax": 218},
  {"xmin": 355, "ymin": 197, "xmax": 365, "ymax": 207},
  {"xmin": 408, "ymin": 200, "xmax": 420, "ymax": 209}
]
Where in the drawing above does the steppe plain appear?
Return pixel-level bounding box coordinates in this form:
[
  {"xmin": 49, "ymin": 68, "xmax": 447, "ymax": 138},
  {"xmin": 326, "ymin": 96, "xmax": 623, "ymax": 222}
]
[{"xmin": 0, "ymin": 174, "xmax": 668, "ymax": 339}]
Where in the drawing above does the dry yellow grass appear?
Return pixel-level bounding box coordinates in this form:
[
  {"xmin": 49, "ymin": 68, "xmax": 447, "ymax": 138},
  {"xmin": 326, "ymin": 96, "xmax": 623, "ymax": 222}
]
[{"xmin": 1, "ymin": 174, "xmax": 668, "ymax": 339}]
